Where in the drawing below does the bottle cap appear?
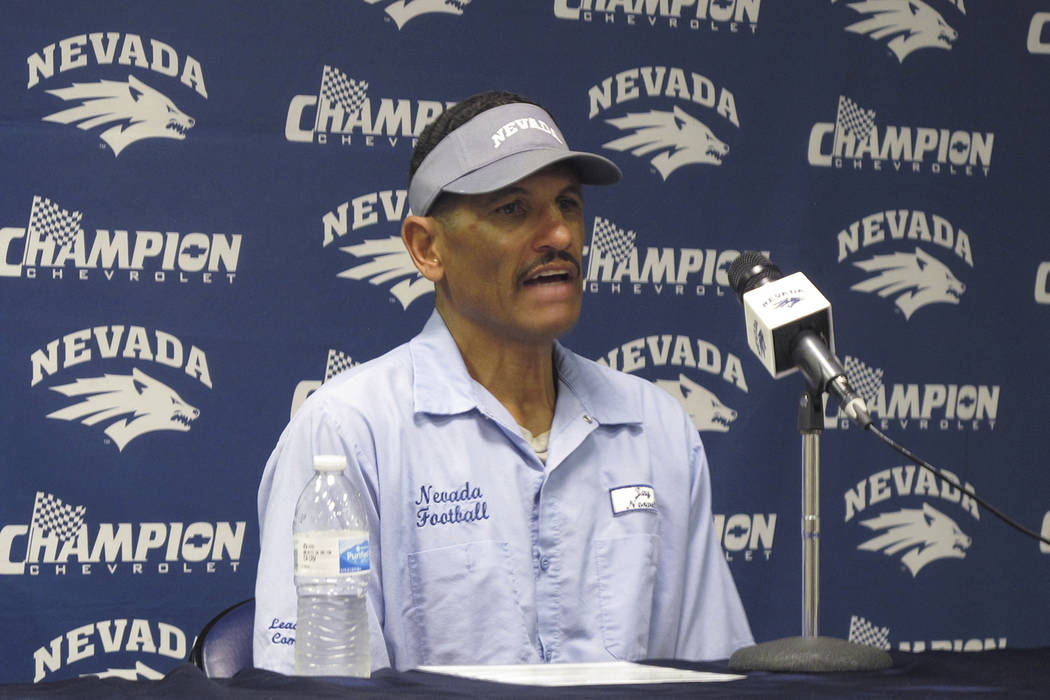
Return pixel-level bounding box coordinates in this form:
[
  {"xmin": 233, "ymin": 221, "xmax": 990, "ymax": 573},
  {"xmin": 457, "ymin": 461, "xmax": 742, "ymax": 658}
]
[{"xmin": 313, "ymin": 454, "xmax": 348, "ymax": 472}]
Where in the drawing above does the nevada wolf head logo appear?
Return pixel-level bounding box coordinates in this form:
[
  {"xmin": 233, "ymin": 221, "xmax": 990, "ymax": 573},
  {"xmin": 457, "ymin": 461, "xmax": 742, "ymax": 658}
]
[
  {"xmin": 338, "ymin": 235, "xmax": 434, "ymax": 309},
  {"xmin": 842, "ymin": 0, "xmax": 959, "ymax": 62},
  {"xmin": 43, "ymin": 75, "xmax": 195, "ymax": 156},
  {"xmin": 654, "ymin": 374, "xmax": 737, "ymax": 432},
  {"xmin": 851, "ymin": 247, "xmax": 965, "ymax": 319},
  {"xmin": 364, "ymin": 0, "xmax": 472, "ymax": 29},
  {"xmin": 47, "ymin": 368, "xmax": 199, "ymax": 450},
  {"xmin": 603, "ymin": 106, "xmax": 729, "ymax": 179},
  {"xmin": 858, "ymin": 502, "xmax": 971, "ymax": 576},
  {"xmin": 774, "ymin": 296, "xmax": 803, "ymax": 309}
]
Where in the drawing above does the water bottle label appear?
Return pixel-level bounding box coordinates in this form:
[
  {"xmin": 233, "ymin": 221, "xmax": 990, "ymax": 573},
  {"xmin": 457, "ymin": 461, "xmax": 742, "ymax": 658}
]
[
  {"xmin": 339, "ymin": 537, "xmax": 369, "ymax": 573},
  {"xmin": 294, "ymin": 529, "xmax": 369, "ymax": 577}
]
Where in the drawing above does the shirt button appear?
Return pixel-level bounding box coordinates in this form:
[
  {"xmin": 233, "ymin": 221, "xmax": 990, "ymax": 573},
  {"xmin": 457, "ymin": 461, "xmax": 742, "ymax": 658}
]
[
  {"xmin": 545, "ymin": 649, "xmax": 553, "ymax": 662},
  {"xmin": 540, "ymin": 556, "xmax": 551, "ymax": 571},
  {"xmin": 583, "ymin": 414, "xmax": 593, "ymax": 423}
]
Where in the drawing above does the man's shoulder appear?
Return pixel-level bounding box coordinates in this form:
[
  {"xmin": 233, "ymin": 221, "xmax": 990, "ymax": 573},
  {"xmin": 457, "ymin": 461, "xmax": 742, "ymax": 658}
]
[{"xmin": 302, "ymin": 342, "xmax": 414, "ymax": 412}]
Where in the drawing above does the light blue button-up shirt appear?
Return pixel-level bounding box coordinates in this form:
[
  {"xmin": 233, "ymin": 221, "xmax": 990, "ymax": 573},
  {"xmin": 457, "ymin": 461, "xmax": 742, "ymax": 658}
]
[{"xmin": 254, "ymin": 311, "xmax": 752, "ymax": 673}]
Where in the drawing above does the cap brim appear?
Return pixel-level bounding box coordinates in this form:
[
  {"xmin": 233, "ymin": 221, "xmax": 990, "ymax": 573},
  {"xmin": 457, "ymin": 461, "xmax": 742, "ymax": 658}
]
[
  {"xmin": 408, "ymin": 101, "xmax": 624, "ymax": 215},
  {"xmin": 442, "ymin": 148, "xmax": 622, "ymax": 196}
]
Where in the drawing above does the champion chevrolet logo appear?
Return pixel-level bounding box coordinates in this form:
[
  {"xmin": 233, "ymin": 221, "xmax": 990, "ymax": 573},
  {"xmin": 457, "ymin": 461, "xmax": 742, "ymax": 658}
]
[
  {"xmin": 846, "ymin": 614, "xmax": 1006, "ymax": 653},
  {"xmin": 553, "ymin": 0, "xmax": 761, "ymax": 34},
  {"xmin": 584, "ymin": 215, "xmax": 764, "ymax": 298},
  {"xmin": 285, "ymin": 65, "xmax": 451, "ymax": 148},
  {"xmin": 808, "ymin": 95, "xmax": 993, "ymax": 177},
  {"xmin": 714, "ymin": 512, "xmax": 776, "ymax": 562},
  {"xmin": 0, "ymin": 490, "xmax": 245, "ymax": 578},
  {"xmin": 0, "ymin": 195, "xmax": 241, "ymax": 284},
  {"xmin": 825, "ymin": 355, "xmax": 998, "ymax": 432}
]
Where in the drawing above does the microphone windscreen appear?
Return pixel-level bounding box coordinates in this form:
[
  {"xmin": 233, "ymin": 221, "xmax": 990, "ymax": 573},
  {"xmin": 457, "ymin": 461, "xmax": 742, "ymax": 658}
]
[{"xmin": 728, "ymin": 251, "xmax": 782, "ymax": 298}]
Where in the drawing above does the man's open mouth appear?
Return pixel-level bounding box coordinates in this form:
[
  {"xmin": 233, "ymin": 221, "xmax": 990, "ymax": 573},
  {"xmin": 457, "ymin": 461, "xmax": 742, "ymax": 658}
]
[{"xmin": 524, "ymin": 269, "xmax": 573, "ymax": 286}]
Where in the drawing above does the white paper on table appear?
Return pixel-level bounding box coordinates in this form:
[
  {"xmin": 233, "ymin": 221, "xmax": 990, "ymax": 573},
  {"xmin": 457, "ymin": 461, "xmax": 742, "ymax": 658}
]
[{"xmin": 415, "ymin": 661, "xmax": 745, "ymax": 686}]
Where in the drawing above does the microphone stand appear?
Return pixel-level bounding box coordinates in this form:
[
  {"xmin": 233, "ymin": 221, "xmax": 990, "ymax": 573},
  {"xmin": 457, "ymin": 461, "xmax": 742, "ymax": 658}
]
[{"xmin": 728, "ymin": 388, "xmax": 893, "ymax": 672}]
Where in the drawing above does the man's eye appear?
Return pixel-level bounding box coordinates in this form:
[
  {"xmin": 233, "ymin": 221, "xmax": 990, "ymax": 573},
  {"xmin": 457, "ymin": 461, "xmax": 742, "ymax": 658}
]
[{"xmin": 496, "ymin": 202, "xmax": 523, "ymax": 216}]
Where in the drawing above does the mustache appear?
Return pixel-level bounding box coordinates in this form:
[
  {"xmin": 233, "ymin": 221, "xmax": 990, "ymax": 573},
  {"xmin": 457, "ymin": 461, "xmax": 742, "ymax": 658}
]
[{"xmin": 516, "ymin": 251, "xmax": 581, "ymax": 286}]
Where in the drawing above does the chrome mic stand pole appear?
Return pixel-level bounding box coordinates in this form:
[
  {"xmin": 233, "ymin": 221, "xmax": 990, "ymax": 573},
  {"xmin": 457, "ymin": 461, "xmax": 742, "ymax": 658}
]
[
  {"xmin": 728, "ymin": 389, "xmax": 893, "ymax": 672},
  {"xmin": 800, "ymin": 391, "xmax": 821, "ymax": 639}
]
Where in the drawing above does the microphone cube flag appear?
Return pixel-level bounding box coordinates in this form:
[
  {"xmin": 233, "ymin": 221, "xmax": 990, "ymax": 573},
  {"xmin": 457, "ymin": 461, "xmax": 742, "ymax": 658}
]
[{"xmin": 742, "ymin": 271, "xmax": 835, "ymax": 379}]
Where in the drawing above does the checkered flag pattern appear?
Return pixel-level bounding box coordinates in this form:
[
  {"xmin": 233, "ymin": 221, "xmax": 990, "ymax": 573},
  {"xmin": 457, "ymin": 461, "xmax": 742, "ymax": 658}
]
[
  {"xmin": 319, "ymin": 65, "xmax": 368, "ymax": 116},
  {"xmin": 836, "ymin": 95, "xmax": 877, "ymax": 141},
  {"xmin": 848, "ymin": 615, "xmax": 891, "ymax": 650},
  {"xmin": 844, "ymin": 355, "xmax": 885, "ymax": 405},
  {"xmin": 324, "ymin": 349, "xmax": 358, "ymax": 382},
  {"xmin": 26, "ymin": 195, "xmax": 83, "ymax": 247},
  {"xmin": 29, "ymin": 491, "xmax": 86, "ymax": 543},
  {"xmin": 590, "ymin": 217, "xmax": 636, "ymax": 263}
]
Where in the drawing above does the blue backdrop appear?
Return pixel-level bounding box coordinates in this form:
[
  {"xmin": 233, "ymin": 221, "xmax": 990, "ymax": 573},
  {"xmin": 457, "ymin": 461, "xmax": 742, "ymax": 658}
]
[{"xmin": 2, "ymin": 0, "xmax": 1048, "ymax": 683}]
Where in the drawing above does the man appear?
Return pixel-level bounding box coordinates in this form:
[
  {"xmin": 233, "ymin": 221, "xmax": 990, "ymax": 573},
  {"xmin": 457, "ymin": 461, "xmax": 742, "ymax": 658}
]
[{"xmin": 254, "ymin": 91, "xmax": 752, "ymax": 673}]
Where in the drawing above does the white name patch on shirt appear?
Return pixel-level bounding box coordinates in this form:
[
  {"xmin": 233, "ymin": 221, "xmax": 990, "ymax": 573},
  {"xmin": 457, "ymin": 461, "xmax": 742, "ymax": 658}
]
[{"xmin": 609, "ymin": 484, "xmax": 656, "ymax": 516}]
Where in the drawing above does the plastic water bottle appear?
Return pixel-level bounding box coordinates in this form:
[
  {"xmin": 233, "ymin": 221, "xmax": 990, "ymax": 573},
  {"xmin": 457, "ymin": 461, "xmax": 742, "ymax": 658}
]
[{"xmin": 293, "ymin": 454, "xmax": 370, "ymax": 676}]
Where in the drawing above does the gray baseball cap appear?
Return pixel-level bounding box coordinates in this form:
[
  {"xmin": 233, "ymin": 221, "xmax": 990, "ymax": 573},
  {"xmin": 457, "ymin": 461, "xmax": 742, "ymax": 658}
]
[{"xmin": 408, "ymin": 102, "xmax": 622, "ymax": 216}]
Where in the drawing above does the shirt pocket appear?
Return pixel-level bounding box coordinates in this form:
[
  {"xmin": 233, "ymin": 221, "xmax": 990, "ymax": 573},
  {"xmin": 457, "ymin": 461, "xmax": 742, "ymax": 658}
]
[
  {"xmin": 406, "ymin": 539, "xmax": 534, "ymax": 665},
  {"xmin": 594, "ymin": 533, "xmax": 660, "ymax": 660}
]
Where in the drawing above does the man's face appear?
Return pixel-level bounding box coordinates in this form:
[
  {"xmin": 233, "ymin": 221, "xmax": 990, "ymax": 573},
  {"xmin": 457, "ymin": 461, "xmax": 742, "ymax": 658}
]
[{"xmin": 432, "ymin": 165, "xmax": 586, "ymax": 346}]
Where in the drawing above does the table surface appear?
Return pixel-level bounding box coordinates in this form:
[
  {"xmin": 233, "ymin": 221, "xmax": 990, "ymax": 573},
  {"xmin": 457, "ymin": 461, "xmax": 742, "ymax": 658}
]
[{"xmin": 2, "ymin": 648, "xmax": 1046, "ymax": 699}]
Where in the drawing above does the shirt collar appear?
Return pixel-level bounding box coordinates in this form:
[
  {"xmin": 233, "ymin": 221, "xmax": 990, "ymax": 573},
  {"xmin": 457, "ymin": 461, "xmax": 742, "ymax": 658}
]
[
  {"xmin": 409, "ymin": 310, "xmax": 478, "ymax": 416},
  {"xmin": 552, "ymin": 341, "xmax": 642, "ymax": 426},
  {"xmin": 409, "ymin": 310, "xmax": 642, "ymax": 426}
]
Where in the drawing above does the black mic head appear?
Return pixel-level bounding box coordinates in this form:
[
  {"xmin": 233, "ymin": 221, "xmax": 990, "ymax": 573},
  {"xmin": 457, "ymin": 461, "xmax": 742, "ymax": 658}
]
[{"xmin": 728, "ymin": 251, "xmax": 782, "ymax": 300}]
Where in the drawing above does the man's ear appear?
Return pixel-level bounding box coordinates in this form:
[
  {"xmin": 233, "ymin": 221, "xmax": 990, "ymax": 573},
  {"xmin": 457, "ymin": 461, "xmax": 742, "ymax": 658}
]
[{"xmin": 401, "ymin": 215, "xmax": 444, "ymax": 282}]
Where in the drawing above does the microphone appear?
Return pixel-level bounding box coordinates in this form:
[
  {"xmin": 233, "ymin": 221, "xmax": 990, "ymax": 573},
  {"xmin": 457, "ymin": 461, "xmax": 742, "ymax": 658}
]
[{"xmin": 727, "ymin": 251, "xmax": 872, "ymax": 428}]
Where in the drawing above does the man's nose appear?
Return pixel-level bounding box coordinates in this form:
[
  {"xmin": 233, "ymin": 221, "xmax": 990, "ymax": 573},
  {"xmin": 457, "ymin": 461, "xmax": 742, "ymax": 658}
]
[{"xmin": 533, "ymin": 205, "xmax": 575, "ymax": 250}]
